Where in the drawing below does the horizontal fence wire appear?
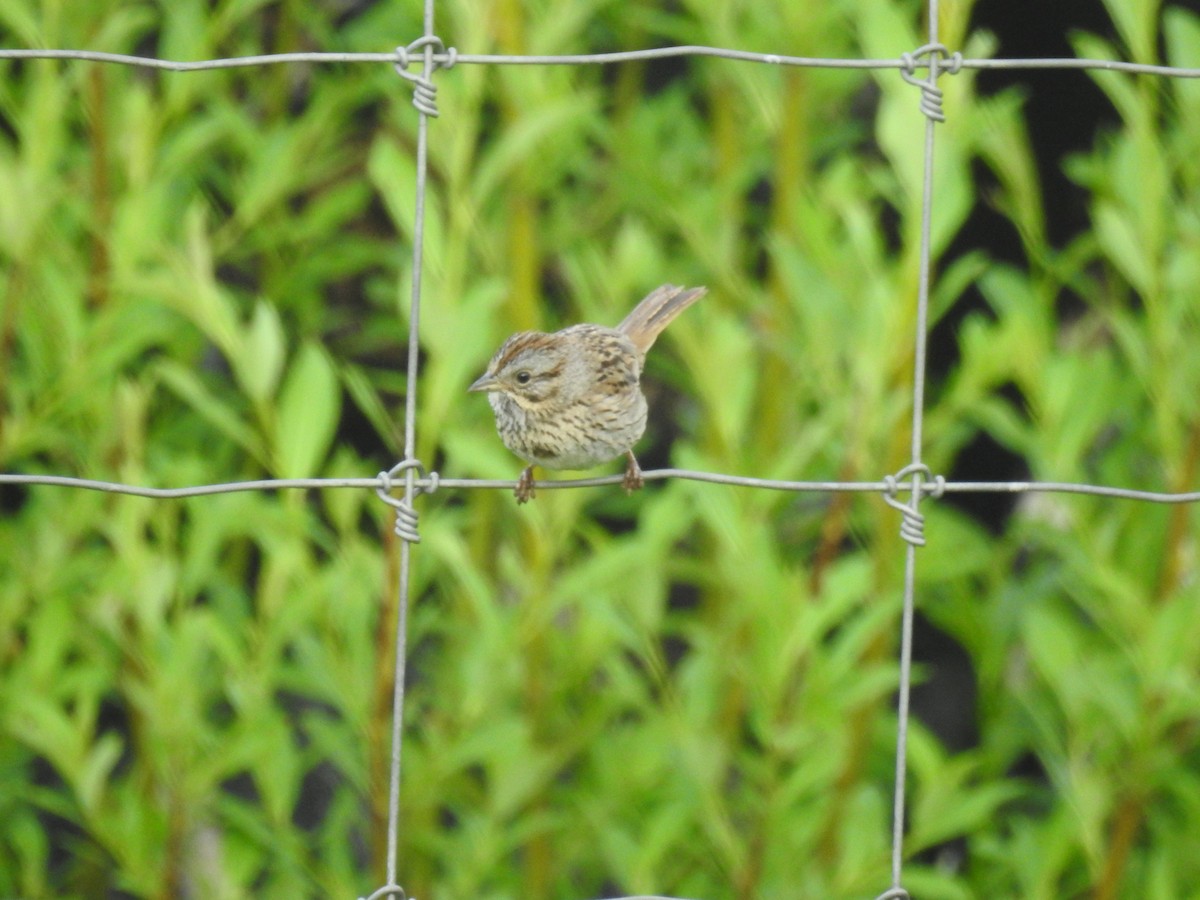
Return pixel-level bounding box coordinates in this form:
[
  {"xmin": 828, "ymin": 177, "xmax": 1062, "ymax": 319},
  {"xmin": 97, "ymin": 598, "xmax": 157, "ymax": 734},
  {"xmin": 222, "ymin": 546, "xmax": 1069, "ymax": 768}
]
[
  {"xmin": 6, "ymin": 45, "xmax": 1200, "ymax": 76},
  {"xmin": 4, "ymin": 471, "xmax": 1200, "ymax": 503},
  {"xmin": 4, "ymin": 20, "xmax": 1200, "ymax": 900}
]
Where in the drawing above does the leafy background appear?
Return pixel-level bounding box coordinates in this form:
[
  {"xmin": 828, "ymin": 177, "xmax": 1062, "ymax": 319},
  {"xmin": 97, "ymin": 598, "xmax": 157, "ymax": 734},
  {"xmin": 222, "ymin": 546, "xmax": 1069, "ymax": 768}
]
[{"xmin": 2, "ymin": 0, "xmax": 1199, "ymax": 898}]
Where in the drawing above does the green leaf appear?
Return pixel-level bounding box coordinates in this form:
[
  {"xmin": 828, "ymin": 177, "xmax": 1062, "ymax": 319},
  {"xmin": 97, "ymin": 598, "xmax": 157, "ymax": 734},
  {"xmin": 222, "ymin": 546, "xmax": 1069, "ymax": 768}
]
[
  {"xmin": 1165, "ymin": 8, "xmax": 1200, "ymax": 111},
  {"xmin": 238, "ymin": 300, "xmax": 286, "ymax": 405},
  {"xmin": 339, "ymin": 362, "xmax": 400, "ymax": 450},
  {"xmin": 77, "ymin": 733, "xmax": 124, "ymax": 817},
  {"xmin": 273, "ymin": 342, "xmax": 340, "ymax": 478},
  {"xmin": 153, "ymin": 360, "xmax": 267, "ymax": 465},
  {"xmin": 1100, "ymin": 0, "xmax": 1163, "ymax": 62}
]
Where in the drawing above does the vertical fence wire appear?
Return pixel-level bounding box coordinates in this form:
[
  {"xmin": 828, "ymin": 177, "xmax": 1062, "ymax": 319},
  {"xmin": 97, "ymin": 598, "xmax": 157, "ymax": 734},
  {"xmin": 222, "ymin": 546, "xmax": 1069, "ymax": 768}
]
[
  {"xmin": 384, "ymin": 1, "xmax": 439, "ymax": 892},
  {"xmin": 889, "ymin": 0, "xmax": 941, "ymax": 889}
]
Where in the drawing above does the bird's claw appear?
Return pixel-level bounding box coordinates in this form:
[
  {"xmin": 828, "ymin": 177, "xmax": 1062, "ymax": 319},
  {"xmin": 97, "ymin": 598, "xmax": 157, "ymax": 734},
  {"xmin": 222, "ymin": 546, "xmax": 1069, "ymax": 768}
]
[
  {"xmin": 622, "ymin": 452, "xmax": 644, "ymax": 494},
  {"xmin": 515, "ymin": 466, "xmax": 536, "ymax": 504}
]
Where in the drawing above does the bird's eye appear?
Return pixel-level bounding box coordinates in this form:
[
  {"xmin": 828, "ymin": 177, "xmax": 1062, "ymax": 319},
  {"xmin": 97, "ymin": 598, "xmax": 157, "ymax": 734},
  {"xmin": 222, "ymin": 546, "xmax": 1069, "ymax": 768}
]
[{"xmin": 516, "ymin": 371, "xmax": 532, "ymax": 385}]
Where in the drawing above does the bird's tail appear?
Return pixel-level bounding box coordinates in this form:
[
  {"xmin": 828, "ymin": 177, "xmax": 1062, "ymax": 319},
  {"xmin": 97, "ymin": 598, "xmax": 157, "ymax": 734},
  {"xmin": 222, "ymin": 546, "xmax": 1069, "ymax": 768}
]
[{"xmin": 617, "ymin": 284, "xmax": 707, "ymax": 355}]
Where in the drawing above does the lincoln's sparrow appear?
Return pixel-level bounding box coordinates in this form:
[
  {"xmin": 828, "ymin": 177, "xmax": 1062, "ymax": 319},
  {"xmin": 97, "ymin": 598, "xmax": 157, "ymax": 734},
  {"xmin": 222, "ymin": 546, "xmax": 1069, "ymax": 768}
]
[{"xmin": 469, "ymin": 283, "xmax": 706, "ymax": 503}]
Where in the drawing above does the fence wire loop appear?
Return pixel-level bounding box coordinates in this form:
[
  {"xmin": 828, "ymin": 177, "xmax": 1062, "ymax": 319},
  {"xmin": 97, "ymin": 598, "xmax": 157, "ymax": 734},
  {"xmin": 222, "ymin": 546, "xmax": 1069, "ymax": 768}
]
[
  {"xmin": 359, "ymin": 885, "xmax": 410, "ymax": 900},
  {"xmin": 900, "ymin": 42, "xmax": 962, "ymax": 122},
  {"xmin": 376, "ymin": 459, "xmax": 439, "ymax": 543},
  {"xmin": 393, "ymin": 36, "xmax": 456, "ymax": 117},
  {"xmin": 883, "ymin": 463, "xmax": 944, "ymax": 547}
]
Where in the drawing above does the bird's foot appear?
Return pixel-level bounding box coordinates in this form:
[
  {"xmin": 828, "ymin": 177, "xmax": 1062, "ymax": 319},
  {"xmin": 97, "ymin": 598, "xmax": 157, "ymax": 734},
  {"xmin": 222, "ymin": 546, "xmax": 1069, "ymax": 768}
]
[
  {"xmin": 622, "ymin": 452, "xmax": 645, "ymax": 494},
  {"xmin": 515, "ymin": 466, "xmax": 537, "ymax": 504}
]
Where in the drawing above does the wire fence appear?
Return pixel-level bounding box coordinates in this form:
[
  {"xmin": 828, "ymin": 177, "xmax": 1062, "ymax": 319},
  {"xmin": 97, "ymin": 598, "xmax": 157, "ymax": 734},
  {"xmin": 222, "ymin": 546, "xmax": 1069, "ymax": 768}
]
[{"xmin": 3, "ymin": 0, "xmax": 1199, "ymax": 898}]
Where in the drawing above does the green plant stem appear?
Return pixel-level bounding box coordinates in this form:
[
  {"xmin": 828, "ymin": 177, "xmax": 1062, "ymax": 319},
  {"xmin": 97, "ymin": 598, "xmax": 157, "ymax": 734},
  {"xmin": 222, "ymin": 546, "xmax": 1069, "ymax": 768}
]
[
  {"xmin": 809, "ymin": 459, "xmax": 856, "ymax": 594},
  {"xmin": 1155, "ymin": 421, "xmax": 1199, "ymax": 600},
  {"xmin": 0, "ymin": 265, "xmax": 24, "ymax": 428},
  {"xmin": 495, "ymin": 0, "xmax": 540, "ymax": 330},
  {"xmin": 164, "ymin": 783, "xmax": 185, "ymax": 900},
  {"xmin": 520, "ymin": 519, "xmax": 554, "ymax": 898},
  {"xmin": 710, "ymin": 76, "xmax": 743, "ymax": 273},
  {"xmin": 370, "ymin": 523, "xmax": 402, "ymax": 876},
  {"xmin": 760, "ymin": 70, "xmax": 810, "ymax": 452},
  {"xmin": 86, "ymin": 65, "xmax": 112, "ymax": 309},
  {"xmin": 1095, "ymin": 792, "xmax": 1144, "ymax": 900}
]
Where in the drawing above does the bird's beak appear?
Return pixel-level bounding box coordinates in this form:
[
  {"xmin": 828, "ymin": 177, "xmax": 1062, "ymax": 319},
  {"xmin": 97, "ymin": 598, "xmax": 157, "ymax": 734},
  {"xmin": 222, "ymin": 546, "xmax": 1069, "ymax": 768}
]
[{"xmin": 468, "ymin": 372, "xmax": 498, "ymax": 393}]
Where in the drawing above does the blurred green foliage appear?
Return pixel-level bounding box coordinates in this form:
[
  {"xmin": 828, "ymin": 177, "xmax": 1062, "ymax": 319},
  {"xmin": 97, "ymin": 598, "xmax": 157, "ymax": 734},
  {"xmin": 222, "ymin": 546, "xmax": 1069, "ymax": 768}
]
[{"xmin": 1, "ymin": 0, "xmax": 1199, "ymax": 898}]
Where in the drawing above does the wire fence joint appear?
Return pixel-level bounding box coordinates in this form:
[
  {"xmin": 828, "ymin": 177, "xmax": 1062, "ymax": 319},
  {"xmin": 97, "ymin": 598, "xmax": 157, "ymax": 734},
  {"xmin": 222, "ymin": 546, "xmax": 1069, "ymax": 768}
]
[
  {"xmin": 376, "ymin": 459, "xmax": 439, "ymax": 543},
  {"xmin": 884, "ymin": 463, "xmax": 944, "ymax": 546},
  {"xmin": 394, "ymin": 36, "xmax": 456, "ymax": 117},
  {"xmin": 901, "ymin": 42, "xmax": 962, "ymax": 122}
]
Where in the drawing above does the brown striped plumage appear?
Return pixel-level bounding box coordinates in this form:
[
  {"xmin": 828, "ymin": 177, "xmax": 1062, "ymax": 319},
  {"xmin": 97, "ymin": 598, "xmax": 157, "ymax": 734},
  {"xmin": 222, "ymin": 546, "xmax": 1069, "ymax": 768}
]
[{"xmin": 469, "ymin": 283, "xmax": 706, "ymax": 503}]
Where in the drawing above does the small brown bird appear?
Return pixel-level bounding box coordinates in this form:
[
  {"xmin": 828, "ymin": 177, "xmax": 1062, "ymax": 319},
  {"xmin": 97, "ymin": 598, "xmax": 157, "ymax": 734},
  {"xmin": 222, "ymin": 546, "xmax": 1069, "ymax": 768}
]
[{"xmin": 469, "ymin": 283, "xmax": 706, "ymax": 503}]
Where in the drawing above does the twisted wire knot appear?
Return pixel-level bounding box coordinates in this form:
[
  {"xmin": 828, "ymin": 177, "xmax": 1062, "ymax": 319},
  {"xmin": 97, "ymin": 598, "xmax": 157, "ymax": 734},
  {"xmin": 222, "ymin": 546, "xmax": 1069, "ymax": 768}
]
[
  {"xmin": 900, "ymin": 42, "xmax": 962, "ymax": 123},
  {"xmin": 376, "ymin": 459, "xmax": 439, "ymax": 544},
  {"xmin": 883, "ymin": 463, "xmax": 945, "ymax": 547},
  {"xmin": 393, "ymin": 36, "xmax": 457, "ymax": 117},
  {"xmin": 358, "ymin": 885, "xmax": 409, "ymax": 900}
]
